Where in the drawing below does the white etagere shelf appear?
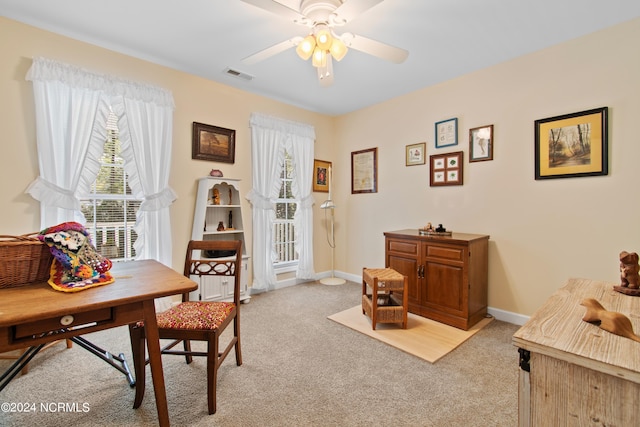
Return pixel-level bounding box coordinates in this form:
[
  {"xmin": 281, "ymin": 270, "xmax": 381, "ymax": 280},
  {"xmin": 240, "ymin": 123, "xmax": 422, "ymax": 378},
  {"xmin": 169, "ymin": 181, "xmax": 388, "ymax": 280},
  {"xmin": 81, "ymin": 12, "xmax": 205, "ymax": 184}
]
[{"xmin": 191, "ymin": 177, "xmax": 250, "ymax": 303}]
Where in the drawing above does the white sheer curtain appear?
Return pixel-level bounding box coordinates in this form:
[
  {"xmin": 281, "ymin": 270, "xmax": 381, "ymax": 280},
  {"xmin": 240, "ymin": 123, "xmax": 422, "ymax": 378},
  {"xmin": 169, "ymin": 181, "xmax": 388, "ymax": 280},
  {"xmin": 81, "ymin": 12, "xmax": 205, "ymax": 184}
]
[
  {"xmin": 287, "ymin": 130, "xmax": 315, "ymax": 279},
  {"xmin": 25, "ymin": 57, "xmax": 176, "ymax": 270},
  {"xmin": 246, "ymin": 113, "xmax": 316, "ymax": 290}
]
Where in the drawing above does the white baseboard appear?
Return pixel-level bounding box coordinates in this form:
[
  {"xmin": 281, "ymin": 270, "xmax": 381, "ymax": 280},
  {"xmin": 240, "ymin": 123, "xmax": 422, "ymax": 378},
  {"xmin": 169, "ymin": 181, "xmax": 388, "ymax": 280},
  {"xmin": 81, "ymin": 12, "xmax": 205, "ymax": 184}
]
[
  {"xmin": 487, "ymin": 307, "xmax": 529, "ymax": 326},
  {"xmin": 249, "ymin": 275, "xmax": 313, "ymax": 295}
]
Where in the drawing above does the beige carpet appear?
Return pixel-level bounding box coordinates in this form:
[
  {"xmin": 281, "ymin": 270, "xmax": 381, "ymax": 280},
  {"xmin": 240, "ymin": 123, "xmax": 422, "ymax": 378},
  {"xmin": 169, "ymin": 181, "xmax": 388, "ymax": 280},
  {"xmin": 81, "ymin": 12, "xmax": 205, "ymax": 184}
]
[{"xmin": 328, "ymin": 305, "xmax": 493, "ymax": 363}]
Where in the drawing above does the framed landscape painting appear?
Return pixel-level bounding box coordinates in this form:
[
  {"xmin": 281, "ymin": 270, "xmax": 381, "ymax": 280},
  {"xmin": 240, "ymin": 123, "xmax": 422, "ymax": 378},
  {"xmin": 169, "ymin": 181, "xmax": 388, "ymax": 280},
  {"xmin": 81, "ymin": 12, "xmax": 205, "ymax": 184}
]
[
  {"xmin": 534, "ymin": 107, "xmax": 608, "ymax": 180},
  {"xmin": 192, "ymin": 122, "xmax": 236, "ymax": 164}
]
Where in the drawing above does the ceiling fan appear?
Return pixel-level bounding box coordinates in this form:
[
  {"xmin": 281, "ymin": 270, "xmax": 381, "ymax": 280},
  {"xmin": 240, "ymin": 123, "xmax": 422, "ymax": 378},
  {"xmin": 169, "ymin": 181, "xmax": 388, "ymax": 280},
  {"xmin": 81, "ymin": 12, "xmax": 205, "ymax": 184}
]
[{"xmin": 240, "ymin": 0, "xmax": 409, "ymax": 86}]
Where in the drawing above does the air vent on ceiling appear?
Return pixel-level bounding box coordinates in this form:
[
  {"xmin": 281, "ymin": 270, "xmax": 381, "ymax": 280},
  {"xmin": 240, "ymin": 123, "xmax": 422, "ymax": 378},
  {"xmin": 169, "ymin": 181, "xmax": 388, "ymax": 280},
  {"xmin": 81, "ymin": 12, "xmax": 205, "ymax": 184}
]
[{"xmin": 224, "ymin": 68, "xmax": 254, "ymax": 81}]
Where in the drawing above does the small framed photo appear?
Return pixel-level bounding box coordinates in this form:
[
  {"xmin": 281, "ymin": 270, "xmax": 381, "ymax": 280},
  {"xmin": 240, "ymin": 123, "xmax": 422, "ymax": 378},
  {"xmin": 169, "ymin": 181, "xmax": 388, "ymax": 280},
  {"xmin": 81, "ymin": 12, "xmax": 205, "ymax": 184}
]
[
  {"xmin": 534, "ymin": 107, "xmax": 608, "ymax": 180},
  {"xmin": 406, "ymin": 143, "xmax": 426, "ymax": 166},
  {"xmin": 469, "ymin": 125, "xmax": 494, "ymax": 162},
  {"xmin": 435, "ymin": 118, "xmax": 458, "ymax": 148},
  {"xmin": 313, "ymin": 159, "xmax": 331, "ymax": 192},
  {"xmin": 192, "ymin": 122, "xmax": 236, "ymax": 163},
  {"xmin": 430, "ymin": 151, "xmax": 463, "ymax": 186},
  {"xmin": 351, "ymin": 147, "xmax": 378, "ymax": 194}
]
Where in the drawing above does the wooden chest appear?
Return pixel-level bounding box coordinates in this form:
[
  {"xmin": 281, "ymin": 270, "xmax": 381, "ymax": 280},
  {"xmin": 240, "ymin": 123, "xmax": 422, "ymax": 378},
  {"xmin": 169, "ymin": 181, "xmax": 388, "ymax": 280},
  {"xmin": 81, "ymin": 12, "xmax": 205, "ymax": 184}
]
[{"xmin": 512, "ymin": 278, "xmax": 640, "ymax": 426}]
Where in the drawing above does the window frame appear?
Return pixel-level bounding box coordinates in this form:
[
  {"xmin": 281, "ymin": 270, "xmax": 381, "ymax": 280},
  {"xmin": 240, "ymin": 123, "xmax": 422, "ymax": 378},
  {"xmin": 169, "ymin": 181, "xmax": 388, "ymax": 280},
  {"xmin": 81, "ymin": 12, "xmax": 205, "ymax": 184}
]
[{"xmin": 273, "ymin": 150, "xmax": 298, "ymax": 272}]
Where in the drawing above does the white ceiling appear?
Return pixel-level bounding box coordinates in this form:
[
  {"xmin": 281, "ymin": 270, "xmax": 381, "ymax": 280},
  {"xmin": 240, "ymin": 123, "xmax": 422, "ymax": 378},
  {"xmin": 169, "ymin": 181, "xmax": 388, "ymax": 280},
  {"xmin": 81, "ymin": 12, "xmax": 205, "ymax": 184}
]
[{"xmin": 2, "ymin": 0, "xmax": 640, "ymax": 116}]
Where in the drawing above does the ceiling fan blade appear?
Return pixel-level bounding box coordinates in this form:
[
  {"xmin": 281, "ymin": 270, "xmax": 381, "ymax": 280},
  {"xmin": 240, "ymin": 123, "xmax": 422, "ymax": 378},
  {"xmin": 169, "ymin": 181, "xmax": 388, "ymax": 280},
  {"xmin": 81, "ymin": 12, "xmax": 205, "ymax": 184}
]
[
  {"xmin": 343, "ymin": 33, "xmax": 408, "ymax": 64},
  {"xmin": 332, "ymin": 0, "xmax": 385, "ymax": 24},
  {"xmin": 242, "ymin": 38, "xmax": 300, "ymax": 65},
  {"xmin": 239, "ymin": 0, "xmax": 305, "ymax": 21}
]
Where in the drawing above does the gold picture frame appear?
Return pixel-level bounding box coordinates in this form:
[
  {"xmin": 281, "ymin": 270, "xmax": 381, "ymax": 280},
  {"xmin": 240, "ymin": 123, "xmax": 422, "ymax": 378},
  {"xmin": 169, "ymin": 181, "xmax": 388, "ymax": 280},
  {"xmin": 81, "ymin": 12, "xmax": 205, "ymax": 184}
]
[
  {"xmin": 406, "ymin": 142, "xmax": 426, "ymax": 166},
  {"xmin": 351, "ymin": 147, "xmax": 378, "ymax": 194},
  {"xmin": 192, "ymin": 122, "xmax": 236, "ymax": 164},
  {"xmin": 313, "ymin": 159, "xmax": 331, "ymax": 193},
  {"xmin": 534, "ymin": 107, "xmax": 608, "ymax": 179}
]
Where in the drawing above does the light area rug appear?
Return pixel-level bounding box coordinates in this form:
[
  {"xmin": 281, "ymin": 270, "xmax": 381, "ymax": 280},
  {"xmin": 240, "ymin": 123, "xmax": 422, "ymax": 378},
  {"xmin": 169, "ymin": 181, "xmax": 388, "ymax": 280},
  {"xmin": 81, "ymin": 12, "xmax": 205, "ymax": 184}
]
[{"xmin": 328, "ymin": 305, "xmax": 493, "ymax": 363}]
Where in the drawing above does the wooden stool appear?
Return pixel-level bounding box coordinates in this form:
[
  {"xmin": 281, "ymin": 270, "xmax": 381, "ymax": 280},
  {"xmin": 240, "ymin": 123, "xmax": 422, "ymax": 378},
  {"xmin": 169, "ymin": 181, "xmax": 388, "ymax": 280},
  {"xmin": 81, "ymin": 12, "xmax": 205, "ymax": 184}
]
[{"xmin": 362, "ymin": 268, "xmax": 408, "ymax": 330}]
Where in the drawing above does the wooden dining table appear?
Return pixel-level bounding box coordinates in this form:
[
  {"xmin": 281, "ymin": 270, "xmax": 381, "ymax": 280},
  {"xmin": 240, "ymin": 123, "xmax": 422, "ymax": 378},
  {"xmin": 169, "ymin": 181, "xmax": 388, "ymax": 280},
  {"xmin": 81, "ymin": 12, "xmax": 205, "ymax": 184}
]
[{"xmin": 0, "ymin": 259, "xmax": 197, "ymax": 427}]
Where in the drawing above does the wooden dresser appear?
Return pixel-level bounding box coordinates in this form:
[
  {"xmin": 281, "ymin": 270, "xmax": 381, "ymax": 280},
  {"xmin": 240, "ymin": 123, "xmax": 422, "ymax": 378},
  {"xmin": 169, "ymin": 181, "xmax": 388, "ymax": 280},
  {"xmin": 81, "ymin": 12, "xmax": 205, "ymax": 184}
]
[
  {"xmin": 384, "ymin": 229, "xmax": 489, "ymax": 330},
  {"xmin": 512, "ymin": 278, "xmax": 640, "ymax": 426}
]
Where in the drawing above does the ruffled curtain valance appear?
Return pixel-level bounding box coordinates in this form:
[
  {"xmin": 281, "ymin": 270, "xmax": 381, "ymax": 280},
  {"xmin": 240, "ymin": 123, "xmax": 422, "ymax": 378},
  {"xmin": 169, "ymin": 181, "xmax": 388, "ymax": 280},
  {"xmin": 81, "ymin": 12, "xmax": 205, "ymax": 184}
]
[
  {"xmin": 249, "ymin": 113, "xmax": 316, "ymax": 140},
  {"xmin": 26, "ymin": 56, "xmax": 175, "ymax": 109}
]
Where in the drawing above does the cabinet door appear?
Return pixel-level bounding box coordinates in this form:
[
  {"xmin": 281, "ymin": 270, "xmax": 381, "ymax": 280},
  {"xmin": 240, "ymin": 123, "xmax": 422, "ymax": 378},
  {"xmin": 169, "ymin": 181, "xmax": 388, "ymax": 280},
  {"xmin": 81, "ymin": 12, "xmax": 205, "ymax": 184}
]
[
  {"xmin": 198, "ymin": 275, "xmax": 224, "ymax": 301},
  {"xmin": 387, "ymin": 254, "xmax": 419, "ymax": 305},
  {"xmin": 223, "ymin": 259, "xmax": 249, "ymax": 300},
  {"xmin": 422, "ymin": 242, "xmax": 467, "ymax": 316},
  {"xmin": 385, "ymin": 238, "xmax": 420, "ymax": 305}
]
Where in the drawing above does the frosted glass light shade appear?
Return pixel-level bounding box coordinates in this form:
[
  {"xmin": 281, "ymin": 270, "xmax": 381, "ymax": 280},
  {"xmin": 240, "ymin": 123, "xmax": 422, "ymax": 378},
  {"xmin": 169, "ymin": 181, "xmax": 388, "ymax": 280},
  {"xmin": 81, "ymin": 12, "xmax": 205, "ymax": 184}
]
[
  {"xmin": 296, "ymin": 35, "xmax": 316, "ymax": 61},
  {"xmin": 315, "ymin": 29, "xmax": 333, "ymax": 50},
  {"xmin": 312, "ymin": 47, "xmax": 327, "ymax": 68},
  {"xmin": 329, "ymin": 38, "xmax": 348, "ymax": 61}
]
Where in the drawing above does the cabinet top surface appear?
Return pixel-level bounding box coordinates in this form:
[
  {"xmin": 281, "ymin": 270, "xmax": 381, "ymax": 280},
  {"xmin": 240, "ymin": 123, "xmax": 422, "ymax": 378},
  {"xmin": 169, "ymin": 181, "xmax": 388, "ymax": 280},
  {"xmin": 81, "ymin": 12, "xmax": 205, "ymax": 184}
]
[
  {"xmin": 384, "ymin": 229, "xmax": 489, "ymax": 242},
  {"xmin": 199, "ymin": 177, "xmax": 240, "ymax": 182},
  {"xmin": 513, "ymin": 277, "xmax": 640, "ymax": 379}
]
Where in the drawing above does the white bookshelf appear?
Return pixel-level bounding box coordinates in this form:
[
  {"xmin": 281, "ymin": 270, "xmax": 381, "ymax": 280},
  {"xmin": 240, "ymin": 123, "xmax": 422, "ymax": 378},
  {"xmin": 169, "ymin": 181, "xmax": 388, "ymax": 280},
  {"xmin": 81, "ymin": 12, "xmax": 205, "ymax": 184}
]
[{"xmin": 190, "ymin": 177, "xmax": 250, "ymax": 303}]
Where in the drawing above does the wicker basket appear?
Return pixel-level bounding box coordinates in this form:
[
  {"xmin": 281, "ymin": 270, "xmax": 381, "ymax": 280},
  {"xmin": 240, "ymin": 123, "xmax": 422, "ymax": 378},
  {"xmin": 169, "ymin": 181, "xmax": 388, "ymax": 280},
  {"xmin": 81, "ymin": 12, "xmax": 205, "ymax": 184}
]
[
  {"xmin": 362, "ymin": 294, "xmax": 405, "ymax": 323},
  {"xmin": 0, "ymin": 233, "xmax": 53, "ymax": 288}
]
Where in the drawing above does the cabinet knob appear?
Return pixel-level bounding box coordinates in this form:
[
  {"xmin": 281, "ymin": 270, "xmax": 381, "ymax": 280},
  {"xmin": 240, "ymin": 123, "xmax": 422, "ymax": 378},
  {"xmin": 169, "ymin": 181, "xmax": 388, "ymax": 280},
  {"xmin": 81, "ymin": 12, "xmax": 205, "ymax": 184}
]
[{"xmin": 60, "ymin": 315, "xmax": 74, "ymax": 326}]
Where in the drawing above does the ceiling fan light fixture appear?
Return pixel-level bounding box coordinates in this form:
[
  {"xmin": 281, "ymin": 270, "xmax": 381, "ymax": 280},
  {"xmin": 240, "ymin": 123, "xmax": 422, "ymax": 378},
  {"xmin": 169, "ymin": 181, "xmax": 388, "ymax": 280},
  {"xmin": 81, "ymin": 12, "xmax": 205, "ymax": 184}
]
[
  {"xmin": 315, "ymin": 28, "xmax": 333, "ymax": 50},
  {"xmin": 318, "ymin": 54, "xmax": 333, "ymax": 82},
  {"xmin": 312, "ymin": 47, "xmax": 327, "ymax": 68},
  {"xmin": 329, "ymin": 38, "xmax": 348, "ymax": 61},
  {"xmin": 296, "ymin": 35, "xmax": 316, "ymax": 60}
]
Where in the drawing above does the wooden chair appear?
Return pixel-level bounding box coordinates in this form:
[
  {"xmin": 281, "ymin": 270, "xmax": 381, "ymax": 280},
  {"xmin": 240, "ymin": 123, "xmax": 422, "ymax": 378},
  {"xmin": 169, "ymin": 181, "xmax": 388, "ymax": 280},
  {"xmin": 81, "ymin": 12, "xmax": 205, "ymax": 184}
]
[{"xmin": 129, "ymin": 240, "xmax": 243, "ymax": 415}]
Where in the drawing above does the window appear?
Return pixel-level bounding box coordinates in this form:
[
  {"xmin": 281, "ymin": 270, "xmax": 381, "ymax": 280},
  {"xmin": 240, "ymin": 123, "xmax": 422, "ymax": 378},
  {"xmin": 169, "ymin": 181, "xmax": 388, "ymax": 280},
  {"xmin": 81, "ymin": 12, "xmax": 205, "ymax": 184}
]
[
  {"xmin": 273, "ymin": 151, "xmax": 298, "ymax": 269},
  {"xmin": 80, "ymin": 112, "xmax": 140, "ymax": 261}
]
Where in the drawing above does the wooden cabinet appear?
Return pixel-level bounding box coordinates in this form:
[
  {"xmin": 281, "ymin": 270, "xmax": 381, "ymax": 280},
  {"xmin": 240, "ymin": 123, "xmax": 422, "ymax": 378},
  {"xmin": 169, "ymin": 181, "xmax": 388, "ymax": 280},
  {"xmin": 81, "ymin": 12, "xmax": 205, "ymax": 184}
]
[
  {"xmin": 384, "ymin": 229, "xmax": 489, "ymax": 330},
  {"xmin": 512, "ymin": 278, "xmax": 640, "ymax": 426},
  {"xmin": 191, "ymin": 177, "xmax": 250, "ymax": 303}
]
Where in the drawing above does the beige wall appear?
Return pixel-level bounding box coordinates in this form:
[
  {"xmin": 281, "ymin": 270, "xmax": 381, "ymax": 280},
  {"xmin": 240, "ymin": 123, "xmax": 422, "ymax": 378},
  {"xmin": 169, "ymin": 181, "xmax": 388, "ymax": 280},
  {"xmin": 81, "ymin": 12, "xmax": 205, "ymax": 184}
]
[
  {"xmin": 2, "ymin": 16, "xmax": 639, "ymax": 318},
  {"xmin": 334, "ymin": 17, "xmax": 640, "ymax": 316},
  {"xmin": 0, "ymin": 17, "xmax": 335, "ymax": 284}
]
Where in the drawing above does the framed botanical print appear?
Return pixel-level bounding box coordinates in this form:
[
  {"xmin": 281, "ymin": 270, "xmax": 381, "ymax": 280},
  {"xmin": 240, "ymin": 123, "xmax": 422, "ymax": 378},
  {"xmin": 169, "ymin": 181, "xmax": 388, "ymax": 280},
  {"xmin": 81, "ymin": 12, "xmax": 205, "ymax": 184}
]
[
  {"xmin": 469, "ymin": 125, "xmax": 494, "ymax": 162},
  {"xmin": 435, "ymin": 118, "xmax": 458, "ymax": 148},
  {"xmin": 406, "ymin": 143, "xmax": 426, "ymax": 166},
  {"xmin": 430, "ymin": 151, "xmax": 463, "ymax": 186}
]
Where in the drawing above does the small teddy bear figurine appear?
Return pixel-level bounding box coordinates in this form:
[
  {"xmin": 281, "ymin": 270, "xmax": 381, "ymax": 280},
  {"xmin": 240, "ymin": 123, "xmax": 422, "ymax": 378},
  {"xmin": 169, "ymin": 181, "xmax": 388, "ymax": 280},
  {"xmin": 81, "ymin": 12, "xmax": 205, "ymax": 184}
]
[{"xmin": 619, "ymin": 251, "xmax": 640, "ymax": 289}]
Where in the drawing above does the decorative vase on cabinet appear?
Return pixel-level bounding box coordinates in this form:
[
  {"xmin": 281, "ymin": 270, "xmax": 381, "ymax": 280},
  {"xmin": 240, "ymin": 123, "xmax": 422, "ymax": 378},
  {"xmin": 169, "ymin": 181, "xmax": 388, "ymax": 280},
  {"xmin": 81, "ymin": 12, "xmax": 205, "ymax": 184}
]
[{"xmin": 191, "ymin": 177, "xmax": 250, "ymax": 303}]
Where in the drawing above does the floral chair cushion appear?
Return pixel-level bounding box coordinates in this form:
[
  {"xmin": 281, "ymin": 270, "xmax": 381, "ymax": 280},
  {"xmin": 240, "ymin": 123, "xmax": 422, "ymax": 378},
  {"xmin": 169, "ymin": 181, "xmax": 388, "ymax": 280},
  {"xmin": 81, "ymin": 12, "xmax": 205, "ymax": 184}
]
[{"xmin": 156, "ymin": 301, "xmax": 235, "ymax": 330}]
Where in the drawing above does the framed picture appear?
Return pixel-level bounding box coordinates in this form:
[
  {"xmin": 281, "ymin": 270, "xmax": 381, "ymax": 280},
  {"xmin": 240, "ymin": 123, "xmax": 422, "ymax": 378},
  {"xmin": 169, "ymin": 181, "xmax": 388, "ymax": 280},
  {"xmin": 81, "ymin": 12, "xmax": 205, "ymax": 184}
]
[
  {"xmin": 313, "ymin": 159, "xmax": 331, "ymax": 192},
  {"xmin": 534, "ymin": 107, "xmax": 608, "ymax": 180},
  {"xmin": 469, "ymin": 125, "xmax": 494, "ymax": 162},
  {"xmin": 351, "ymin": 147, "xmax": 377, "ymax": 194},
  {"xmin": 430, "ymin": 151, "xmax": 463, "ymax": 186},
  {"xmin": 435, "ymin": 118, "xmax": 458, "ymax": 148},
  {"xmin": 406, "ymin": 143, "xmax": 426, "ymax": 166},
  {"xmin": 192, "ymin": 122, "xmax": 236, "ymax": 164}
]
